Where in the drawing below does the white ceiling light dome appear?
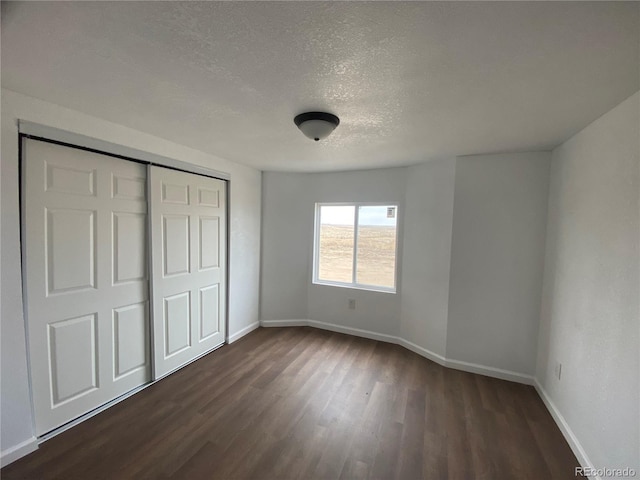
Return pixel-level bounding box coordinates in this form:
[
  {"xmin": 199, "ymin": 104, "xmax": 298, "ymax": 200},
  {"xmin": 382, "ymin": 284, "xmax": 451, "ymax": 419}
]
[{"xmin": 294, "ymin": 112, "xmax": 340, "ymax": 141}]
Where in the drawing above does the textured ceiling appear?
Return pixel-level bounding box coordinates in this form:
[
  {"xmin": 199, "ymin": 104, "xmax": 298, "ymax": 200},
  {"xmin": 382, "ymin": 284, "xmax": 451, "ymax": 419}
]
[{"xmin": 1, "ymin": 1, "xmax": 638, "ymax": 172}]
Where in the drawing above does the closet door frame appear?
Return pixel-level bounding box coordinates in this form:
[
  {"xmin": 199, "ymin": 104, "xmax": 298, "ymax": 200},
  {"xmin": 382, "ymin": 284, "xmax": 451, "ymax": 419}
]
[{"xmin": 19, "ymin": 131, "xmax": 231, "ymax": 440}]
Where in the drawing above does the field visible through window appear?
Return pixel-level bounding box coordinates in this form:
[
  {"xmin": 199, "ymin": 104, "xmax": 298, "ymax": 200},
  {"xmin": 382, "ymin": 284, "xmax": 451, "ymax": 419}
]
[{"xmin": 318, "ymin": 224, "xmax": 396, "ymax": 288}]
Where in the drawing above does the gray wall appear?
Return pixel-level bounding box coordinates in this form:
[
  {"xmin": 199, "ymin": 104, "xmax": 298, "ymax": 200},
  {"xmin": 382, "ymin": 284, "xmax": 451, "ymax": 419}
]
[
  {"xmin": 536, "ymin": 92, "xmax": 639, "ymax": 471},
  {"xmin": 446, "ymin": 152, "xmax": 551, "ymax": 375}
]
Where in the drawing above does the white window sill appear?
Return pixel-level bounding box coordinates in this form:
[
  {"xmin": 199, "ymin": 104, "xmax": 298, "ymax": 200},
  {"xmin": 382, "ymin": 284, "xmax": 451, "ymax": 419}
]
[{"xmin": 312, "ymin": 279, "xmax": 397, "ymax": 294}]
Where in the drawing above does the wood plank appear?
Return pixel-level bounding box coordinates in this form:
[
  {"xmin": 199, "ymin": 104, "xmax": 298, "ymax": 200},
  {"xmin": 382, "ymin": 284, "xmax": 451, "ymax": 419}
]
[{"xmin": 1, "ymin": 327, "xmax": 581, "ymax": 479}]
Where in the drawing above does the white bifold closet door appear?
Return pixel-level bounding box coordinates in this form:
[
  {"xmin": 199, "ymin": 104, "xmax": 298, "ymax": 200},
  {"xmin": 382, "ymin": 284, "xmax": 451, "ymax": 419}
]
[
  {"xmin": 149, "ymin": 166, "xmax": 226, "ymax": 380},
  {"xmin": 24, "ymin": 139, "xmax": 151, "ymax": 436}
]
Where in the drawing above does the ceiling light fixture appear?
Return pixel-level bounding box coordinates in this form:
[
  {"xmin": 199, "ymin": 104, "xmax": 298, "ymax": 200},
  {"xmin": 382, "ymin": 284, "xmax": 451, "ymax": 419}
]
[{"xmin": 294, "ymin": 112, "xmax": 340, "ymax": 141}]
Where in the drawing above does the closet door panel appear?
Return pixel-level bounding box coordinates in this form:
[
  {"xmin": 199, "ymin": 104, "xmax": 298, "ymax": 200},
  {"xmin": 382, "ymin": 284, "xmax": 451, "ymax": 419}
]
[
  {"xmin": 24, "ymin": 139, "xmax": 150, "ymax": 435},
  {"xmin": 150, "ymin": 166, "xmax": 227, "ymax": 379}
]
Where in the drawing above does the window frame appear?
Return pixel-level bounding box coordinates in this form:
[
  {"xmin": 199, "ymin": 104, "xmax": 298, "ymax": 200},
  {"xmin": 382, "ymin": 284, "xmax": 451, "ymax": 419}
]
[{"xmin": 312, "ymin": 202, "xmax": 399, "ymax": 294}]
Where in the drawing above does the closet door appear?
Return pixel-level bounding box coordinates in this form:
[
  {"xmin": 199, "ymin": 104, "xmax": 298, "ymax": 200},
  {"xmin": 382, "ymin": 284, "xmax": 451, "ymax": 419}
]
[
  {"xmin": 149, "ymin": 166, "xmax": 226, "ymax": 379},
  {"xmin": 23, "ymin": 139, "xmax": 150, "ymax": 436}
]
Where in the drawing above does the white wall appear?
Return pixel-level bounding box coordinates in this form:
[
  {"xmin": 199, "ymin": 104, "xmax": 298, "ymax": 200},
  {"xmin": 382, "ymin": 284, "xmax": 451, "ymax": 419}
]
[
  {"xmin": 399, "ymin": 159, "xmax": 456, "ymax": 357},
  {"xmin": 446, "ymin": 152, "xmax": 551, "ymax": 375},
  {"xmin": 261, "ymin": 168, "xmax": 407, "ymax": 336},
  {"xmin": 261, "ymin": 154, "xmax": 551, "ymax": 377},
  {"xmin": 0, "ymin": 99, "xmax": 34, "ymax": 462},
  {"xmin": 0, "ymin": 89, "xmax": 262, "ymax": 460},
  {"xmin": 260, "ymin": 173, "xmax": 312, "ymax": 320},
  {"xmin": 305, "ymin": 168, "xmax": 407, "ymax": 337},
  {"xmin": 536, "ymin": 92, "xmax": 639, "ymax": 472},
  {"xmin": 259, "ymin": 97, "xmax": 640, "ymax": 472}
]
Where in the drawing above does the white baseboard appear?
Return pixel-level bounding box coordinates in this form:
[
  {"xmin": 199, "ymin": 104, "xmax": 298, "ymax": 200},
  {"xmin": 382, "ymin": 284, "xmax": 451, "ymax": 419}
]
[
  {"xmin": 259, "ymin": 319, "xmax": 533, "ymax": 386},
  {"xmin": 307, "ymin": 319, "xmax": 398, "ymax": 344},
  {"xmin": 445, "ymin": 358, "xmax": 534, "ymax": 385},
  {"xmin": 398, "ymin": 338, "xmax": 446, "ymax": 366},
  {"xmin": 228, "ymin": 321, "xmax": 260, "ymax": 343},
  {"xmin": 534, "ymin": 380, "xmax": 598, "ymax": 480},
  {"xmin": 261, "ymin": 318, "xmax": 398, "ymax": 344},
  {"xmin": 1, "ymin": 437, "xmax": 38, "ymax": 468},
  {"xmin": 260, "ymin": 319, "xmax": 310, "ymax": 328}
]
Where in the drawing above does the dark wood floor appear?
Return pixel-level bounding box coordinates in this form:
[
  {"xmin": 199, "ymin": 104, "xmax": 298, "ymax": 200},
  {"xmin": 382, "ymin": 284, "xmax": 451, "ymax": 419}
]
[{"xmin": 2, "ymin": 327, "xmax": 579, "ymax": 479}]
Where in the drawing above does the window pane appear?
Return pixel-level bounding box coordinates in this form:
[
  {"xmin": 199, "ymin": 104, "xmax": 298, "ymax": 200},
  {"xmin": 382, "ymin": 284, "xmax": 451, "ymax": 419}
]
[
  {"xmin": 318, "ymin": 206, "xmax": 355, "ymax": 283},
  {"xmin": 356, "ymin": 206, "xmax": 397, "ymax": 288}
]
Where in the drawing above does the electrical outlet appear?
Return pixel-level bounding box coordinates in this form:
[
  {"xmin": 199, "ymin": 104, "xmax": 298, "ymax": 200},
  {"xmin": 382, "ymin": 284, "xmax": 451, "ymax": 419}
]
[
  {"xmin": 555, "ymin": 361, "xmax": 562, "ymax": 381},
  {"xmin": 348, "ymin": 299, "xmax": 356, "ymax": 310}
]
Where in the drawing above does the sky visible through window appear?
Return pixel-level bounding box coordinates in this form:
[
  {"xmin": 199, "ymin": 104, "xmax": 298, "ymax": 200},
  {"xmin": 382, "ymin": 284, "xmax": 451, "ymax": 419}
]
[{"xmin": 320, "ymin": 205, "xmax": 396, "ymax": 226}]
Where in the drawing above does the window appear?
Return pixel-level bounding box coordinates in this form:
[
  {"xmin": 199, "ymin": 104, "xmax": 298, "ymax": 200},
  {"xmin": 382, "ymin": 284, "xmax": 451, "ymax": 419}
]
[{"xmin": 313, "ymin": 203, "xmax": 399, "ymax": 292}]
